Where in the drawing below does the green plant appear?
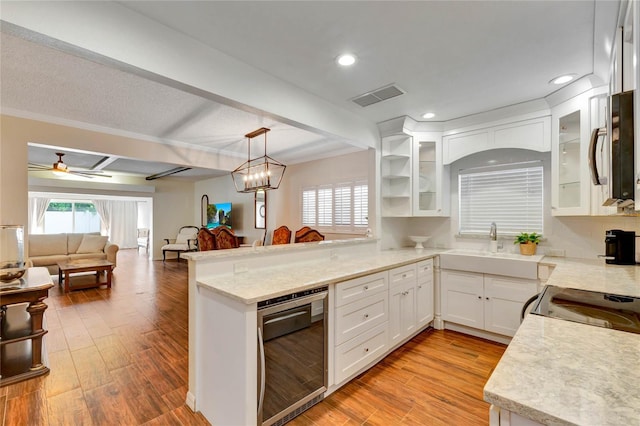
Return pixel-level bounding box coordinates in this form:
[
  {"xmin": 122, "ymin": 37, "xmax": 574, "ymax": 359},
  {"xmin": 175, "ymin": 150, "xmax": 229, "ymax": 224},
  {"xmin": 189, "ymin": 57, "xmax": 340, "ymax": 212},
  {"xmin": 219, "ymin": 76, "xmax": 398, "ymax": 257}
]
[{"xmin": 514, "ymin": 232, "xmax": 541, "ymax": 245}]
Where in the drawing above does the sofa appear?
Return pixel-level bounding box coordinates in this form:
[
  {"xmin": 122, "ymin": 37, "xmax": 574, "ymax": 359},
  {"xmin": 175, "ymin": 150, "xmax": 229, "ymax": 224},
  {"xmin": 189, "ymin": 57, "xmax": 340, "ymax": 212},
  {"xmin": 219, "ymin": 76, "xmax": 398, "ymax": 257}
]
[{"xmin": 28, "ymin": 233, "xmax": 119, "ymax": 275}]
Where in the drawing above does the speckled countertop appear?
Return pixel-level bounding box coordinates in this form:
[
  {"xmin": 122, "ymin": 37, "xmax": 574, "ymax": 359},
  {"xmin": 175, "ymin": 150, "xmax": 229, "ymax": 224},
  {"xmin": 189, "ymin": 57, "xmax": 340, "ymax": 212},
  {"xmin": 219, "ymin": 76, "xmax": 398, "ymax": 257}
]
[
  {"xmin": 196, "ymin": 248, "xmax": 441, "ymax": 304},
  {"xmin": 484, "ymin": 257, "xmax": 640, "ymax": 425}
]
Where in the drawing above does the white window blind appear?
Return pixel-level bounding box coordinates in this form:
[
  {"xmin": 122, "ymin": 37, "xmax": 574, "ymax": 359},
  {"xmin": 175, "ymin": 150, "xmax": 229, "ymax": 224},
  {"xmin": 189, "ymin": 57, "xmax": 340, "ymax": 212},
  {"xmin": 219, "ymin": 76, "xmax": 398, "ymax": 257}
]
[
  {"xmin": 302, "ymin": 180, "xmax": 368, "ymax": 232},
  {"xmin": 459, "ymin": 164, "xmax": 543, "ymax": 236}
]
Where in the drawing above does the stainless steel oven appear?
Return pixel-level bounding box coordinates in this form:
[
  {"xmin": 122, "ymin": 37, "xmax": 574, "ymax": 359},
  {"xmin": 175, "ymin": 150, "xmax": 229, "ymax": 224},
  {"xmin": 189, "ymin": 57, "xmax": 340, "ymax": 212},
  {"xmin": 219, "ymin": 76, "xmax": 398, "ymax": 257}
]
[{"xmin": 257, "ymin": 286, "xmax": 328, "ymax": 426}]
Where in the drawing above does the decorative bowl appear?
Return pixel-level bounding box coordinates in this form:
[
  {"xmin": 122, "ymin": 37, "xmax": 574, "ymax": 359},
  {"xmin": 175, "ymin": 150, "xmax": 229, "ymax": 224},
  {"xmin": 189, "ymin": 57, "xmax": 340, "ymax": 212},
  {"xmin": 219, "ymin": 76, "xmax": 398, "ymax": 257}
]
[
  {"xmin": 0, "ymin": 267, "xmax": 26, "ymax": 283},
  {"xmin": 409, "ymin": 236, "xmax": 431, "ymax": 249}
]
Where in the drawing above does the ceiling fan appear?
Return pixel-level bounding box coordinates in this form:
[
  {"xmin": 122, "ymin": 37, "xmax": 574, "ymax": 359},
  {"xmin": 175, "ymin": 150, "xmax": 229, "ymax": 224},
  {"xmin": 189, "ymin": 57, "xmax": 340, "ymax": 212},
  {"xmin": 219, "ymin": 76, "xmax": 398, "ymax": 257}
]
[{"xmin": 28, "ymin": 152, "xmax": 112, "ymax": 178}]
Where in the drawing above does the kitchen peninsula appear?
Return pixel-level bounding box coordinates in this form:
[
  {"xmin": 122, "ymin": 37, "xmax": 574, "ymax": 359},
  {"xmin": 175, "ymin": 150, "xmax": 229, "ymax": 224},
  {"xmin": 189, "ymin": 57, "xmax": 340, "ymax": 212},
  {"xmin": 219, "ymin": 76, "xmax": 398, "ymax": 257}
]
[{"xmin": 183, "ymin": 239, "xmax": 440, "ymax": 425}]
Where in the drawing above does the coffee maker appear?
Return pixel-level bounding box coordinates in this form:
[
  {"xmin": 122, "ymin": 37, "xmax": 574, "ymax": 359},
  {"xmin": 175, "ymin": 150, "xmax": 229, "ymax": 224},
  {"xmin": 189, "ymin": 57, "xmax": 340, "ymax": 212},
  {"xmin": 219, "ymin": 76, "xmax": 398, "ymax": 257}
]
[{"xmin": 604, "ymin": 230, "xmax": 636, "ymax": 265}]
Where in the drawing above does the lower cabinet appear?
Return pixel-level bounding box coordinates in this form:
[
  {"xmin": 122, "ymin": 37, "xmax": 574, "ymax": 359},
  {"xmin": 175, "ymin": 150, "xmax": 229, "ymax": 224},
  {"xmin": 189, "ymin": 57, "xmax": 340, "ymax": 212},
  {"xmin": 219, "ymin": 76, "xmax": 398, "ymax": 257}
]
[
  {"xmin": 416, "ymin": 259, "xmax": 434, "ymax": 327},
  {"xmin": 441, "ymin": 269, "xmax": 538, "ymax": 337},
  {"xmin": 389, "ymin": 264, "xmax": 417, "ymax": 346},
  {"xmin": 334, "ymin": 258, "xmax": 435, "ymax": 386}
]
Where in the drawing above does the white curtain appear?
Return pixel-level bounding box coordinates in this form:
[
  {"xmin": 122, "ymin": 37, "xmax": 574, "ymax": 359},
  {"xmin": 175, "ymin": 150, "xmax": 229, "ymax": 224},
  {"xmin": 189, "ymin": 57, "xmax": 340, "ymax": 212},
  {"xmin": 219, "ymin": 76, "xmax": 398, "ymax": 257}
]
[
  {"xmin": 92, "ymin": 200, "xmax": 138, "ymax": 248},
  {"xmin": 28, "ymin": 197, "xmax": 50, "ymax": 234}
]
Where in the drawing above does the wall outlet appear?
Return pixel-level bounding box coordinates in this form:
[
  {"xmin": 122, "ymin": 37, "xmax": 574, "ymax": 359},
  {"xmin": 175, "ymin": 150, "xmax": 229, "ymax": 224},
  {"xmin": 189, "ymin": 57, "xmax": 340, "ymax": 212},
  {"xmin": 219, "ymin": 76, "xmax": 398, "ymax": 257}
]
[{"xmin": 547, "ymin": 248, "xmax": 565, "ymax": 257}]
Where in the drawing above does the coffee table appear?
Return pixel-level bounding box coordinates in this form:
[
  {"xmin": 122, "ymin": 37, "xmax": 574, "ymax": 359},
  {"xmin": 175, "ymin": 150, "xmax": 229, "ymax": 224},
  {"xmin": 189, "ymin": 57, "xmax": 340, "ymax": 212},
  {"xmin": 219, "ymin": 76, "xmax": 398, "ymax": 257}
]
[{"xmin": 57, "ymin": 259, "xmax": 114, "ymax": 293}]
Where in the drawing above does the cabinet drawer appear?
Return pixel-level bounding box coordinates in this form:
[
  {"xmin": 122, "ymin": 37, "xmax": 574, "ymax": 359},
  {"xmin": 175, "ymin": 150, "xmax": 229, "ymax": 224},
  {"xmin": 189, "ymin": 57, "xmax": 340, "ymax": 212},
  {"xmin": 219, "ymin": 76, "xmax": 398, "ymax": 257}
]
[
  {"xmin": 389, "ymin": 264, "xmax": 416, "ymax": 289},
  {"xmin": 335, "ymin": 271, "xmax": 388, "ymax": 307},
  {"xmin": 416, "ymin": 259, "xmax": 433, "ymax": 281},
  {"xmin": 334, "ymin": 322, "xmax": 388, "ymax": 385},
  {"xmin": 335, "ymin": 291, "xmax": 388, "ymax": 345}
]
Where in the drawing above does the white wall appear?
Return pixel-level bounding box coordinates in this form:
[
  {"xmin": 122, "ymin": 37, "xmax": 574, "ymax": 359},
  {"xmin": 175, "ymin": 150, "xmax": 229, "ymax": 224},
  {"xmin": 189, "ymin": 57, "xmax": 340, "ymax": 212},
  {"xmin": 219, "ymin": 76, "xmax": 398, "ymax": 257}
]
[{"xmin": 194, "ymin": 149, "xmax": 375, "ymax": 244}]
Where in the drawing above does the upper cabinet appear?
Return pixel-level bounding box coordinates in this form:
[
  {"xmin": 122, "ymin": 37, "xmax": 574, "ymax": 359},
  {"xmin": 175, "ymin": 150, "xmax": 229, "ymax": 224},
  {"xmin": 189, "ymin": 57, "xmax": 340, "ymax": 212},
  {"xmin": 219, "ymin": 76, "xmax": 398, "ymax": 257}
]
[
  {"xmin": 380, "ymin": 128, "xmax": 450, "ymax": 217},
  {"xmin": 551, "ymin": 87, "xmax": 617, "ymax": 216},
  {"xmin": 413, "ymin": 133, "xmax": 450, "ymax": 216},
  {"xmin": 381, "ymin": 133, "xmax": 413, "ymax": 217},
  {"xmin": 442, "ymin": 114, "xmax": 551, "ymax": 165}
]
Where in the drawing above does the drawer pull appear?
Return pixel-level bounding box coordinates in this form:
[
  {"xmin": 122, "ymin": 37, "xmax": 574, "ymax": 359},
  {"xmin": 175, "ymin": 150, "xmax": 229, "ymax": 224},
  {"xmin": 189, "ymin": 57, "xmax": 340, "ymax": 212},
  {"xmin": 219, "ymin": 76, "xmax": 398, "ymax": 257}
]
[
  {"xmin": 364, "ymin": 348, "xmax": 369, "ymax": 353},
  {"xmin": 363, "ymin": 285, "xmax": 369, "ymax": 291},
  {"xmin": 363, "ymin": 313, "xmax": 369, "ymax": 319}
]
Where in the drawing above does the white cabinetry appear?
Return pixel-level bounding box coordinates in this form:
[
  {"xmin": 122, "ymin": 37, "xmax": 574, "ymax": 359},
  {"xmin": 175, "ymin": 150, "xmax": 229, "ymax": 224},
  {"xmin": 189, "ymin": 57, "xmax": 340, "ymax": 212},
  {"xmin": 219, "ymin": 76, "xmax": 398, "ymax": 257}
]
[
  {"xmin": 388, "ymin": 264, "xmax": 417, "ymax": 347},
  {"xmin": 416, "ymin": 259, "xmax": 434, "ymax": 327},
  {"xmin": 334, "ymin": 271, "xmax": 389, "ymax": 384},
  {"xmin": 412, "ymin": 133, "xmax": 450, "ymax": 216},
  {"xmin": 441, "ymin": 270, "xmax": 538, "ymax": 337},
  {"xmin": 381, "ymin": 134, "xmax": 412, "ymax": 216},
  {"xmin": 551, "ymin": 88, "xmax": 616, "ymax": 216},
  {"xmin": 442, "ymin": 115, "xmax": 551, "ymax": 165}
]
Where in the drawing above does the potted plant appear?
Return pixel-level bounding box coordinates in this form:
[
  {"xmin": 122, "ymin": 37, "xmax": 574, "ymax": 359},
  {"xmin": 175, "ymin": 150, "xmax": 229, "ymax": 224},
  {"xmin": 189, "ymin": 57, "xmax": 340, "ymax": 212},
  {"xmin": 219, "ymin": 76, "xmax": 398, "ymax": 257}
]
[{"xmin": 514, "ymin": 232, "xmax": 541, "ymax": 255}]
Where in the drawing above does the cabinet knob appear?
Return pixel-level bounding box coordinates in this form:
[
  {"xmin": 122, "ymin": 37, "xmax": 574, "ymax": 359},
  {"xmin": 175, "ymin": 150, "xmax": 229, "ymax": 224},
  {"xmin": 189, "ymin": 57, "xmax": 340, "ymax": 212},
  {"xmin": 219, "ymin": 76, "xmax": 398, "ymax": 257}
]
[
  {"xmin": 363, "ymin": 285, "xmax": 369, "ymax": 291},
  {"xmin": 364, "ymin": 348, "xmax": 369, "ymax": 353},
  {"xmin": 364, "ymin": 313, "xmax": 369, "ymax": 319},
  {"xmin": 402, "ymin": 274, "xmax": 407, "ymax": 278},
  {"xmin": 477, "ymin": 296, "xmax": 482, "ymax": 299},
  {"xmin": 418, "ymin": 285, "xmax": 422, "ymax": 289},
  {"xmin": 486, "ymin": 297, "xmax": 490, "ymax": 301}
]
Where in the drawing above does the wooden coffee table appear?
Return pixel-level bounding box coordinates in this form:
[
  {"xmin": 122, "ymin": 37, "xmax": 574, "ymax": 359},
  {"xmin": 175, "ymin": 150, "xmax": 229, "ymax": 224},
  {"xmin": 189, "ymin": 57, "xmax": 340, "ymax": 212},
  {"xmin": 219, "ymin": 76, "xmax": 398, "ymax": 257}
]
[{"xmin": 57, "ymin": 259, "xmax": 114, "ymax": 293}]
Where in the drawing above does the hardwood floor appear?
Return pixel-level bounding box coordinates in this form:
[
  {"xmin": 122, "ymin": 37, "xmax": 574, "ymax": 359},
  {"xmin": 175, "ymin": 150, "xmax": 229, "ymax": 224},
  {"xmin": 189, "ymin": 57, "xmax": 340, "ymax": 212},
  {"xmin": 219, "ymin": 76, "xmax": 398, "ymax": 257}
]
[{"xmin": 0, "ymin": 249, "xmax": 506, "ymax": 425}]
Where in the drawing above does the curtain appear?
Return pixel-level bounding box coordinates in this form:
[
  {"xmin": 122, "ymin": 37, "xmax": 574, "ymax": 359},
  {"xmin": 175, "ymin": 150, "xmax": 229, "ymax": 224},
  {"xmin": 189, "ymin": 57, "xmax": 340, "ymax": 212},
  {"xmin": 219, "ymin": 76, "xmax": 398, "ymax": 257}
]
[
  {"xmin": 93, "ymin": 200, "xmax": 111, "ymax": 234},
  {"xmin": 92, "ymin": 200, "xmax": 138, "ymax": 248},
  {"xmin": 28, "ymin": 197, "xmax": 50, "ymax": 234}
]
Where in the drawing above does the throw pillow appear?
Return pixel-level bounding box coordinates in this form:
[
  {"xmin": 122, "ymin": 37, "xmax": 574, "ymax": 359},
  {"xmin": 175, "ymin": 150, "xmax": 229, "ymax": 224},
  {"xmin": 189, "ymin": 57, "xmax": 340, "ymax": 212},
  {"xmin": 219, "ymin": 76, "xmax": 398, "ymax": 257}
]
[{"xmin": 76, "ymin": 235, "xmax": 108, "ymax": 254}]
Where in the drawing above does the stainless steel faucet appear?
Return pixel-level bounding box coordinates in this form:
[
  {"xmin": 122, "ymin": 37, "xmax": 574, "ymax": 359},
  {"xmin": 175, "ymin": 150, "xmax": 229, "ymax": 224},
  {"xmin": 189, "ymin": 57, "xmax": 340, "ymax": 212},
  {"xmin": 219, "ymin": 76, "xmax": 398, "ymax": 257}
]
[{"xmin": 489, "ymin": 222, "xmax": 497, "ymax": 241}]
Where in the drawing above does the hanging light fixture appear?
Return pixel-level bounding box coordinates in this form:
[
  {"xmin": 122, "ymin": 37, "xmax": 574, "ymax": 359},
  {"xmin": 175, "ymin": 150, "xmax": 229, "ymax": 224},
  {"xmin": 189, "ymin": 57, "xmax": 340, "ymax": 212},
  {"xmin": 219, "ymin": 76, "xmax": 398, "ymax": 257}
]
[{"xmin": 231, "ymin": 127, "xmax": 286, "ymax": 193}]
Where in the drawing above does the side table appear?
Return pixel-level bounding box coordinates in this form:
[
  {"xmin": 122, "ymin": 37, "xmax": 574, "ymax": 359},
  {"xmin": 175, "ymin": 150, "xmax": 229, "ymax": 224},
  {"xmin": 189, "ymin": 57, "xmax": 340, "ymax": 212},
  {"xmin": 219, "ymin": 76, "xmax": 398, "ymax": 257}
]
[{"xmin": 0, "ymin": 267, "xmax": 54, "ymax": 386}]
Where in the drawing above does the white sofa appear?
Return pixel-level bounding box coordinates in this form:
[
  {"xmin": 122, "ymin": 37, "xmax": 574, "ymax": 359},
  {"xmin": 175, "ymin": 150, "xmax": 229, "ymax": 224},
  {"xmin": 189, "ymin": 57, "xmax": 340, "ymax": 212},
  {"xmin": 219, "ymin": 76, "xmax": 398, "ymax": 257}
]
[{"xmin": 28, "ymin": 233, "xmax": 119, "ymax": 275}]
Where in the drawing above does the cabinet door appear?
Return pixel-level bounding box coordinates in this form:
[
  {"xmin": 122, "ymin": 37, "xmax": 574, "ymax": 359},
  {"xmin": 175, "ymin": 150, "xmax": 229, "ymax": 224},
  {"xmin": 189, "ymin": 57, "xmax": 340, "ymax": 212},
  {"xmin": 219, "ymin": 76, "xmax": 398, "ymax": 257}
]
[
  {"xmin": 551, "ymin": 95, "xmax": 591, "ymax": 215},
  {"xmin": 416, "ymin": 259, "xmax": 434, "ymax": 326},
  {"xmin": 389, "ymin": 281, "xmax": 416, "ymax": 347},
  {"xmin": 412, "ymin": 133, "xmax": 450, "ymax": 217},
  {"xmin": 441, "ymin": 270, "xmax": 483, "ymax": 328},
  {"xmin": 483, "ymin": 275, "xmax": 538, "ymax": 337}
]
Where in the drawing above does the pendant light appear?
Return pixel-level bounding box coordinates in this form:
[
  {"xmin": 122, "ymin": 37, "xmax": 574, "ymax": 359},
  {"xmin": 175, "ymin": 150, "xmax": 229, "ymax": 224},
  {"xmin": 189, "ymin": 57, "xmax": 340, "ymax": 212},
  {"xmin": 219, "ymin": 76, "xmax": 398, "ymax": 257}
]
[{"xmin": 231, "ymin": 127, "xmax": 286, "ymax": 193}]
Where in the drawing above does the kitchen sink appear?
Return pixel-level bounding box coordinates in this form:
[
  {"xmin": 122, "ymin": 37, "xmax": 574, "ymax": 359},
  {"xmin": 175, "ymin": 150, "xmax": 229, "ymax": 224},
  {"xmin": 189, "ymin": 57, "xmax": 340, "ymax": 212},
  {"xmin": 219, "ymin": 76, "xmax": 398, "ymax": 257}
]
[{"xmin": 439, "ymin": 249, "xmax": 543, "ymax": 279}]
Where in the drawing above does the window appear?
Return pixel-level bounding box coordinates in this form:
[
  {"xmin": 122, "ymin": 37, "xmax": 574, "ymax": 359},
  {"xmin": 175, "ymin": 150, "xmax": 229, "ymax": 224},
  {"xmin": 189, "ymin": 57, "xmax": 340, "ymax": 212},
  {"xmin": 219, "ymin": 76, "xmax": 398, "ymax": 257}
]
[
  {"xmin": 44, "ymin": 201, "xmax": 101, "ymax": 234},
  {"xmin": 459, "ymin": 163, "xmax": 543, "ymax": 236},
  {"xmin": 302, "ymin": 181, "xmax": 368, "ymax": 232}
]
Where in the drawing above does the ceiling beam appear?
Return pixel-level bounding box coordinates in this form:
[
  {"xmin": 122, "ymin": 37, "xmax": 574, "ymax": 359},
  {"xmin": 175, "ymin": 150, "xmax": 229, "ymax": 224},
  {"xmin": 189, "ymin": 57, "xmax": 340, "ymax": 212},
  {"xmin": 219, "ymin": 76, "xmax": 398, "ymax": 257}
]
[
  {"xmin": 145, "ymin": 167, "xmax": 191, "ymax": 181},
  {"xmin": 91, "ymin": 155, "xmax": 119, "ymax": 170}
]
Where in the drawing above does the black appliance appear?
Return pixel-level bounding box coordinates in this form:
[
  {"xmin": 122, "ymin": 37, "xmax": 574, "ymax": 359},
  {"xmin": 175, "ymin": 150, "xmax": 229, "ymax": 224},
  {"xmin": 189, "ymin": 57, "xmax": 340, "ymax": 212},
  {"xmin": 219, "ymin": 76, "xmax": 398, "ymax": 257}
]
[
  {"xmin": 604, "ymin": 229, "xmax": 636, "ymax": 265},
  {"xmin": 589, "ymin": 90, "xmax": 635, "ymax": 207},
  {"xmin": 257, "ymin": 286, "xmax": 327, "ymax": 426},
  {"xmin": 530, "ymin": 285, "xmax": 640, "ymax": 334}
]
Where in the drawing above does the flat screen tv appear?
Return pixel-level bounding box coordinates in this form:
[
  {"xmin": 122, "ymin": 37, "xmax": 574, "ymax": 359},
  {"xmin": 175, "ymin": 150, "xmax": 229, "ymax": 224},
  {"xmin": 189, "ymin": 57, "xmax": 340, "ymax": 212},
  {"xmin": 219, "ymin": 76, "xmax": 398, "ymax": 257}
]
[{"xmin": 207, "ymin": 202, "xmax": 232, "ymax": 229}]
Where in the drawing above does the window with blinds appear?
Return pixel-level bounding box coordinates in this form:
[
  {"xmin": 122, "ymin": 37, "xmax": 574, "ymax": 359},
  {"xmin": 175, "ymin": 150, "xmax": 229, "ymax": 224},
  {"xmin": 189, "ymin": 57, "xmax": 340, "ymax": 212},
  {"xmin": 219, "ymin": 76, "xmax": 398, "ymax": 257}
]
[
  {"xmin": 302, "ymin": 180, "xmax": 368, "ymax": 232},
  {"xmin": 459, "ymin": 163, "xmax": 543, "ymax": 236}
]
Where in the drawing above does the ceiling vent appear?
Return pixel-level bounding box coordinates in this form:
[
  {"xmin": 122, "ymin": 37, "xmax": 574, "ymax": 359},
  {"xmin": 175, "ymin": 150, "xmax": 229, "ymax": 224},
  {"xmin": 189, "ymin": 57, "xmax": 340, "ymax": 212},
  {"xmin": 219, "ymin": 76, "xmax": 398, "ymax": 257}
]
[{"xmin": 352, "ymin": 84, "xmax": 405, "ymax": 107}]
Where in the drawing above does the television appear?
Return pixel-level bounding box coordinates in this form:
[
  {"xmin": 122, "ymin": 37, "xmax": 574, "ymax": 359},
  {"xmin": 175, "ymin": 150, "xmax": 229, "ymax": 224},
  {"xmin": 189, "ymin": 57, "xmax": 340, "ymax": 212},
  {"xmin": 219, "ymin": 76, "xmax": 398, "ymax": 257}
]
[{"xmin": 207, "ymin": 202, "xmax": 232, "ymax": 229}]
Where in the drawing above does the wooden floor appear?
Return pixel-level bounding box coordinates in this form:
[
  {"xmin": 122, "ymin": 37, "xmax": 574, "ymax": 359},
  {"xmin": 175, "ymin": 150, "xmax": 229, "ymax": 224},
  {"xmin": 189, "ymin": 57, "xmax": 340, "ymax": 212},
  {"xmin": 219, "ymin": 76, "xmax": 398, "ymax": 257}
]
[{"xmin": 0, "ymin": 249, "xmax": 506, "ymax": 425}]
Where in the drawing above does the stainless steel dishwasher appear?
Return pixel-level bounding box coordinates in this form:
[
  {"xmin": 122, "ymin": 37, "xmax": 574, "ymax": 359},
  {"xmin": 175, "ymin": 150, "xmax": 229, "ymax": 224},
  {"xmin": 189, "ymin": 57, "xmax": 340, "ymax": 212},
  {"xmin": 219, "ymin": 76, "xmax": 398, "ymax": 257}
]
[{"xmin": 257, "ymin": 286, "xmax": 328, "ymax": 426}]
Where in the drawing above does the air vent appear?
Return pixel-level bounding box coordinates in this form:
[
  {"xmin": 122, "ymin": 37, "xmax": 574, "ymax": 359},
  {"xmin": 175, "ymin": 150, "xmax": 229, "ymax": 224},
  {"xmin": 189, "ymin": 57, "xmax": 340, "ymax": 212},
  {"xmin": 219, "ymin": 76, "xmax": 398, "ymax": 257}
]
[{"xmin": 352, "ymin": 84, "xmax": 405, "ymax": 107}]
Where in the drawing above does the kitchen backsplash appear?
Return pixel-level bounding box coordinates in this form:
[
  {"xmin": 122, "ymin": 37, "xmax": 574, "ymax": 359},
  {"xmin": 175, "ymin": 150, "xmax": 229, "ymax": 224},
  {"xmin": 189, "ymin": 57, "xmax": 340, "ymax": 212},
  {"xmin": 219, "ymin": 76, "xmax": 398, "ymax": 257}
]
[{"xmin": 380, "ymin": 215, "xmax": 640, "ymax": 260}]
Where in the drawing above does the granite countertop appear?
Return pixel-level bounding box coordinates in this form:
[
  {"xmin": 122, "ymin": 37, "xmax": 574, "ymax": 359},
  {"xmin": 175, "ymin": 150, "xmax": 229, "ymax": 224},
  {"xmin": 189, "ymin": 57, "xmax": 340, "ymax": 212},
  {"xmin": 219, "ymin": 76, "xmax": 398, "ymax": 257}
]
[
  {"xmin": 485, "ymin": 257, "xmax": 640, "ymax": 425},
  {"xmin": 196, "ymin": 248, "xmax": 441, "ymax": 304}
]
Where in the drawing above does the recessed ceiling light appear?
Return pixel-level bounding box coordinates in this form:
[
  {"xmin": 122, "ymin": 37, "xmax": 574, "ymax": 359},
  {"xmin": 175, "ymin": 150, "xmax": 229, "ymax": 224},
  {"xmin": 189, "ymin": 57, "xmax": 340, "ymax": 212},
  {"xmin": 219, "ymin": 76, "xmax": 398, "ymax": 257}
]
[
  {"xmin": 550, "ymin": 74, "xmax": 575, "ymax": 85},
  {"xmin": 422, "ymin": 112, "xmax": 435, "ymax": 119},
  {"xmin": 336, "ymin": 53, "xmax": 357, "ymax": 66}
]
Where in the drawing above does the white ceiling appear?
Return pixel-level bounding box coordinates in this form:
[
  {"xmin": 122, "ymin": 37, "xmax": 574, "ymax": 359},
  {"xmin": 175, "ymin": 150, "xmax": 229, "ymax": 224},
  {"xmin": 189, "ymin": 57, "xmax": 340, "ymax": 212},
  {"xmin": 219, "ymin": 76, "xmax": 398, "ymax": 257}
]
[{"xmin": 0, "ymin": 1, "xmax": 620, "ymax": 179}]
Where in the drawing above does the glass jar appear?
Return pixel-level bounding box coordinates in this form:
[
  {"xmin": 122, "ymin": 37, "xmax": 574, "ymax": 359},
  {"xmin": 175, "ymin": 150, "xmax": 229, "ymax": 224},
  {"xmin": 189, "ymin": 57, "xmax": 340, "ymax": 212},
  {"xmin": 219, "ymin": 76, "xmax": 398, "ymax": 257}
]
[{"xmin": 0, "ymin": 225, "xmax": 26, "ymax": 282}]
